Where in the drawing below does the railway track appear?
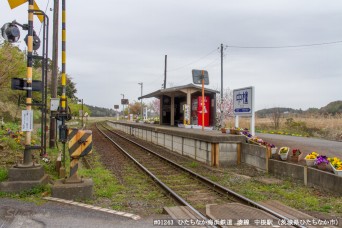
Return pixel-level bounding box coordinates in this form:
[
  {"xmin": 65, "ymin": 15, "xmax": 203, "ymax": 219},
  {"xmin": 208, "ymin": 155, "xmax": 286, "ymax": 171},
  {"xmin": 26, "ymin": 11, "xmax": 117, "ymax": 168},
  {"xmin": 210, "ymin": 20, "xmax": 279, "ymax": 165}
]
[{"xmin": 95, "ymin": 123, "xmax": 305, "ymax": 228}]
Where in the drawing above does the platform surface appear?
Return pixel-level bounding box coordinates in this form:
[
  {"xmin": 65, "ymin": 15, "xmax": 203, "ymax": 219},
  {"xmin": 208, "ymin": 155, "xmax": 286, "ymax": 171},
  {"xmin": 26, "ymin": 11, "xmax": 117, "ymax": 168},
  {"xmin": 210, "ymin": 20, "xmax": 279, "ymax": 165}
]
[{"xmin": 109, "ymin": 121, "xmax": 246, "ymax": 143}]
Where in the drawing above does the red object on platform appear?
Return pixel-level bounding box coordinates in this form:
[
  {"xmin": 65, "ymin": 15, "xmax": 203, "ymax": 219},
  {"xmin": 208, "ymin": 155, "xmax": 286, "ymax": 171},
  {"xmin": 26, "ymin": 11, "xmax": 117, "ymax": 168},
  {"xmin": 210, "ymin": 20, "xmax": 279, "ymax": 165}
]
[{"xmin": 197, "ymin": 96, "xmax": 210, "ymax": 126}]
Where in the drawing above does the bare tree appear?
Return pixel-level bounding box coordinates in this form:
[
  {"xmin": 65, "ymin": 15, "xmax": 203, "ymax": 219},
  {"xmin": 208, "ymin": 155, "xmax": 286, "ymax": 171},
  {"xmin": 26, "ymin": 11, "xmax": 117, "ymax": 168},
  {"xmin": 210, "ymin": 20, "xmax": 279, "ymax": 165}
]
[{"xmin": 271, "ymin": 108, "xmax": 282, "ymax": 129}]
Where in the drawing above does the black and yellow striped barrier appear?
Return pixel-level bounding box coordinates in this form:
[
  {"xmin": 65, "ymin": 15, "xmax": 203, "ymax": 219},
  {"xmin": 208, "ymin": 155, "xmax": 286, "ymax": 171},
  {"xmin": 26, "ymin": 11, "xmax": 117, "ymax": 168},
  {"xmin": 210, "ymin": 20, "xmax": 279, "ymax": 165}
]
[
  {"xmin": 68, "ymin": 129, "xmax": 93, "ymax": 158},
  {"xmin": 66, "ymin": 129, "xmax": 92, "ymax": 183}
]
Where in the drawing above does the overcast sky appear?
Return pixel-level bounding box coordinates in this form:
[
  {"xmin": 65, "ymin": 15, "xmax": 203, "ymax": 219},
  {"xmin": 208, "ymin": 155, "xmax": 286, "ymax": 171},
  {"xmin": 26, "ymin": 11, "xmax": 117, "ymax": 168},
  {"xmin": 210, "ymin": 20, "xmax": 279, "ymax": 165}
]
[{"xmin": 1, "ymin": 0, "xmax": 342, "ymax": 111}]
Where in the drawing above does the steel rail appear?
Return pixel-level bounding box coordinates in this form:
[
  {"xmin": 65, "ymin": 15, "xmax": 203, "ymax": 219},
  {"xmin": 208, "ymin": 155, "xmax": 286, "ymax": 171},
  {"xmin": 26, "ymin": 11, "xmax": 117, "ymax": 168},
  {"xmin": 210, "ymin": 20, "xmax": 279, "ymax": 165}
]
[
  {"xmin": 102, "ymin": 122, "xmax": 307, "ymax": 228},
  {"xmin": 95, "ymin": 124, "xmax": 217, "ymax": 228}
]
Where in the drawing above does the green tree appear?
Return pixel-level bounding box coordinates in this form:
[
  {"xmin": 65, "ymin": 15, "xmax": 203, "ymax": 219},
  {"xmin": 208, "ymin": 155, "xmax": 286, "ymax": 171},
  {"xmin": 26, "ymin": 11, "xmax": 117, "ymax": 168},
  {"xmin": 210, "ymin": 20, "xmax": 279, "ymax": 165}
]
[
  {"xmin": 0, "ymin": 42, "xmax": 26, "ymax": 92},
  {"xmin": 57, "ymin": 74, "xmax": 78, "ymax": 100},
  {"xmin": 69, "ymin": 101, "xmax": 91, "ymax": 119}
]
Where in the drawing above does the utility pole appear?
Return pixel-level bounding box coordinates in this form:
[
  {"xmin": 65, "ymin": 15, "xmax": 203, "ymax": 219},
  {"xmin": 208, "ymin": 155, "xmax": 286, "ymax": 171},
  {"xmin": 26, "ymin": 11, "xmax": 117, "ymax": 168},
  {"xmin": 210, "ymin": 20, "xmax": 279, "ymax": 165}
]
[
  {"xmin": 120, "ymin": 94, "xmax": 124, "ymax": 117},
  {"xmin": 164, "ymin": 55, "xmax": 167, "ymax": 89},
  {"xmin": 220, "ymin": 43, "xmax": 224, "ymax": 127},
  {"xmin": 78, "ymin": 99, "xmax": 83, "ymax": 127},
  {"xmin": 49, "ymin": 0, "xmax": 59, "ymax": 148},
  {"xmin": 138, "ymin": 83, "xmax": 143, "ymax": 120}
]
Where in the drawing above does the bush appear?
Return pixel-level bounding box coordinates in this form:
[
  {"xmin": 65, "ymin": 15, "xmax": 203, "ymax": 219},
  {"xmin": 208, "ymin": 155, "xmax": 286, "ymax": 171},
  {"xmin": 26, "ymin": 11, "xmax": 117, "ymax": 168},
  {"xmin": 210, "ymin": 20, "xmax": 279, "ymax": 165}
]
[{"xmin": 0, "ymin": 168, "xmax": 8, "ymax": 181}]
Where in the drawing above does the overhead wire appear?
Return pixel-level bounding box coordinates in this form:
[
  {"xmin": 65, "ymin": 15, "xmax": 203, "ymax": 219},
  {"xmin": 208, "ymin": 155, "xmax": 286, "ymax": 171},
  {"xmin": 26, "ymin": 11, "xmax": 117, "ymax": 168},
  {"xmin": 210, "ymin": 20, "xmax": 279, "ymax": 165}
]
[
  {"xmin": 144, "ymin": 39, "xmax": 342, "ymax": 91},
  {"xmin": 38, "ymin": 0, "xmax": 51, "ymax": 36},
  {"xmin": 167, "ymin": 48, "xmax": 218, "ymax": 72},
  {"xmin": 226, "ymin": 40, "xmax": 342, "ymax": 49}
]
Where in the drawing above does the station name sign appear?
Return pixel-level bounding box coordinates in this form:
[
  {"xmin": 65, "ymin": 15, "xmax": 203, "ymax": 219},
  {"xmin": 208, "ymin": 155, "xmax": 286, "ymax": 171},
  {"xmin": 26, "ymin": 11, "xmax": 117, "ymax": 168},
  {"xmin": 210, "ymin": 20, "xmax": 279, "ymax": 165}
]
[{"xmin": 233, "ymin": 87, "xmax": 254, "ymax": 116}]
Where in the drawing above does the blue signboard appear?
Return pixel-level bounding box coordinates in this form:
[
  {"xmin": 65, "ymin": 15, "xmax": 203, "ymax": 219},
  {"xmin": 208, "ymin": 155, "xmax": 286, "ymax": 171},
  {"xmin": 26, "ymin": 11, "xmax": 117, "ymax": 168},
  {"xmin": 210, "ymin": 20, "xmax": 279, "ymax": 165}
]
[{"xmin": 233, "ymin": 87, "xmax": 254, "ymax": 116}]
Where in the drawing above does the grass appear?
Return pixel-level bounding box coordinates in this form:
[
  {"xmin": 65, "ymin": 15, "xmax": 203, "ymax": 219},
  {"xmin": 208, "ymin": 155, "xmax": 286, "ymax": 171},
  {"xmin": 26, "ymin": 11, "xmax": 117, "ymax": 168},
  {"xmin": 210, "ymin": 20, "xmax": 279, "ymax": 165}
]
[
  {"xmin": 78, "ymin": 149, "xmax": 175, "ymax": 215},
  {"xmin": 0, "ymin": 168, "xmax": 8, "ymax": 181},
  {"xmin": 223, "ymin": 114, "xmax": 342, "ymax": 141},
  {"xmin": 0, "ymin": 184, "xmax": 50, "ymax": 205},
  {"xmin": 187, "ymin": 161, "xmax": 199, "ymax": 168},
  {"xmin": 212, "ymin": 171, "xmax": 342, "ymax": 216}
]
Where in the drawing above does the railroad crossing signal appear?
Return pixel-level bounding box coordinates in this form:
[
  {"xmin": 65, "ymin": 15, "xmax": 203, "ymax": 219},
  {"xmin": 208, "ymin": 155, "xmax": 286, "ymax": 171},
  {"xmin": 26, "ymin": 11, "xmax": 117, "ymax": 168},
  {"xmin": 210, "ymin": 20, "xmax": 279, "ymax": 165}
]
[
  {"xmin": 7, "ymin": 0, "xmax": 44, "ymax": 22},
  {"xmin": 1, "ymin": 23, "xmax": 20, "ymax": 42}
]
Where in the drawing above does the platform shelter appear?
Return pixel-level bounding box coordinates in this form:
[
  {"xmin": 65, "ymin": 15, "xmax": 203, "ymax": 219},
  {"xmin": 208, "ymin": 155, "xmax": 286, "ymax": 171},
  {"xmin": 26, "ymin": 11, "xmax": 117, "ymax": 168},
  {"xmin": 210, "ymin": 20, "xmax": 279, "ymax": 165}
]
[{"xmin": 138, "ymin": 84, "xmax": 219, "ymax": 127}]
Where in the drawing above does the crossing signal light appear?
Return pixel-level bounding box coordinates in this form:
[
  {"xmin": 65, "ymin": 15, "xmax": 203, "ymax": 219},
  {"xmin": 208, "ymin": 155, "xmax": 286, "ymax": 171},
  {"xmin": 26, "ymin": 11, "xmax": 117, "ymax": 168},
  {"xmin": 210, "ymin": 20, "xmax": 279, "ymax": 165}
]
[
  {"xmin": 1, "ymin": 23, "xmax": 20, "ymax": 43},
  {"xmin": 24, "ymin": 30, "xmax": 41, "ymax": 51}
]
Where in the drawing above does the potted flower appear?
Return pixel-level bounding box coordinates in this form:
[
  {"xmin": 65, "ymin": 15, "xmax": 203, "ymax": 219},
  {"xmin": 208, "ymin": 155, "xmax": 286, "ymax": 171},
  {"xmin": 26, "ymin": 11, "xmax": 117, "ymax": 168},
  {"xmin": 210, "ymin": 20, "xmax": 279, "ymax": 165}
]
[
  {"xmin": 278, "ymin": 147, "xmax": 290, "ymax": 160},
  {"xmin": 304, "ymin": 152, "xmax": 319, "ymax": 167},
  {"xmin": 328, "ymin": 157, "xmax": 342, "ymax": 176},
  {"xmin": 314, "ymin": 155, "xmax": 329, "ymax": 170},
  {"xmin": 268, "ymin": 143, "xmax": 277, "ymax": 155},
  {"xmin": 290, "ymin": 149, "xmax": 303, "ymax": 162}
]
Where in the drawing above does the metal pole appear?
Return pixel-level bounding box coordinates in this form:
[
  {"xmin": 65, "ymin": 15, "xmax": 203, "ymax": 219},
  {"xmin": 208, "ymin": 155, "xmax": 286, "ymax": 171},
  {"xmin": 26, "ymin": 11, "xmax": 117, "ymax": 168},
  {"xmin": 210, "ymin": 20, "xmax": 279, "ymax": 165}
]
[
  {"xmin": 61, "ymin": 0, "xmax": 67, "ymax": 168},
  {"xmin": 120, "ymin": 94, "xmax": 124, "ymax": 118},
  {"xmin": 138, "ymin": 83, "xmax": 143, "ymax": 120},
  {"xmin": 41, "ymin": 11, "xmax": 49, "ymax": 156},
  {"xmin": 220, "ymin": 43, "xmax": 223, "ymax": 127},
  {"xmin": 21, "ymin": 0, "xmax": 35, "ymax": 166},
  {"xmin": 201, "ymin": 71, "xmax": 204, "ymax": 131},
  {"xmin": 81, "ymin": 99, "xmax": 84, "ymax": 127},
  {"xmin": 49, "ymin": 0, "xmax": 59, "ymax": 148},
  {"xmin": 164, "ymin": 55, "xmax": 167, "ymax": 89}
]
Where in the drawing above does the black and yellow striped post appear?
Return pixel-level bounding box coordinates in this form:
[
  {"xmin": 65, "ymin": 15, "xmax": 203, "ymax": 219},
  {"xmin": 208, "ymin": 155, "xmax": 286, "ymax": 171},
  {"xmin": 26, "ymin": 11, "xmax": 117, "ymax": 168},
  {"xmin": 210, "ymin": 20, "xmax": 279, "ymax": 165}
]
[
  {"xmin": 22, "ymin": 0, "xmax": 35, "ymax": 167},
  {"xmin": 60, "ymin": 0, "xmax": 67, "ymax": 170},
  {"xmin": 61, "ymin": 0, "xmax": 66, "ymax": 112},
  {"xmin": 66, "ymin": 129, "xmax": 93, "ymax": 183}
]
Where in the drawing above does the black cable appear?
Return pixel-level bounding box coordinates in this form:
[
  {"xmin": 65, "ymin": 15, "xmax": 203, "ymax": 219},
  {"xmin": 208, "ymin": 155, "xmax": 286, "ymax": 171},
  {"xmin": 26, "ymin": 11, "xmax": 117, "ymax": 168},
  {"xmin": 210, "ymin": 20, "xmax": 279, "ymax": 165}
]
[
  {"xmin": 226, "ymin": 40, "xmax": 342, "ymax": 49},
  {"xmin": 38, "ymin": 0, "xmax": 51, "ymax": 36},
  {"xmin": 168, "ymin": 48, "xmax": 219, "ymax": 72}
]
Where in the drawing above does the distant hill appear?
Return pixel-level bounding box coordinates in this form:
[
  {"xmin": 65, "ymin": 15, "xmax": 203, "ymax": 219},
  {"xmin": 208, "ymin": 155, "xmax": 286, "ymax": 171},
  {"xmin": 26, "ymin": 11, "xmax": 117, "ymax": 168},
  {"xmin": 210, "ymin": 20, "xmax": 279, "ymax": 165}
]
[
  {"xmin": 87, "ymin": 105, "xmax": 116, "ymax": 117},
  {"xmin": 320, "ymin": 101, "xmax": 342, "ymax": 115},
  {"xmin": 256, "ymin": 100, "xmax": 342, "ymax": 117},
  {"xmin": 256, "ymin": 107, "xmax": 301, "ymax": 117}
]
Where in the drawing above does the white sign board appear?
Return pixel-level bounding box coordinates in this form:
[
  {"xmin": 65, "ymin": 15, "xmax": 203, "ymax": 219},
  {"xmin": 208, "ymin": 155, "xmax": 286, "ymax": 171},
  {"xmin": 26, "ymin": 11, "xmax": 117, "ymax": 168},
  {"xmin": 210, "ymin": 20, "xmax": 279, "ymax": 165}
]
[
  {"xmin": 21, "ymin": 110, "xmax": 33, "ymax": 132},
  {"xmin": 183, "ymin": 104, "xmax": 190, "ymax": 121},
  {"xmin": 233, "ymin": 87, "xmax": 254, "ymax": 116},
  {"xmin": 50, "ymin": 98, "xmax": 60, "ymax": 111}
]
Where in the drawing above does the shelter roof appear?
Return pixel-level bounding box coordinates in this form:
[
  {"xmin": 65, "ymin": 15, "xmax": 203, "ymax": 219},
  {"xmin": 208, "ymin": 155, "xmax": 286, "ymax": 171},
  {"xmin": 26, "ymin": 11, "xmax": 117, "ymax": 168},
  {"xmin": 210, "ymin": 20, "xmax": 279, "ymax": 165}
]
[{"xmin": 138, "ymin": 83, "xmax": 219, "ymax": 100}]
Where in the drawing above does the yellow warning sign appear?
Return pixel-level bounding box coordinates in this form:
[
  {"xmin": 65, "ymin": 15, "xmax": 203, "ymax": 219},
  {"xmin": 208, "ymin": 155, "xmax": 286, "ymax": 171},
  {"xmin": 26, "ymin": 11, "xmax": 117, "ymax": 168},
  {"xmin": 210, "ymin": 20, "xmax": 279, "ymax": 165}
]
[{"xmin": 68, "ymin": 129, "xmax": 92, "ymax": 158}]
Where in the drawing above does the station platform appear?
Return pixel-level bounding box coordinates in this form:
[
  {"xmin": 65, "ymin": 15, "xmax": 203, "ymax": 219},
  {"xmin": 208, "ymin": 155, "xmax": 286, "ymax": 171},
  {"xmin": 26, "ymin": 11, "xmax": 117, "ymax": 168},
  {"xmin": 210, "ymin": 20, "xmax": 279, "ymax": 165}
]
[{"xmin": 107, "ymin": 121, "xmax": 258, "ymax": 167}]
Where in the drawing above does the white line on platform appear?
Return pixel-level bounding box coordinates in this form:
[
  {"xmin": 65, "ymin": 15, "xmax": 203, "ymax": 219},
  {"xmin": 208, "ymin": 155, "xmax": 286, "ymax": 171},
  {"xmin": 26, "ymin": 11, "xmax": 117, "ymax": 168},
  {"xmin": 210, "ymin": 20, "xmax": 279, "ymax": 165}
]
[{"xmin": 43, "ymin": 197, "xmax": 141, "ymax": 220}]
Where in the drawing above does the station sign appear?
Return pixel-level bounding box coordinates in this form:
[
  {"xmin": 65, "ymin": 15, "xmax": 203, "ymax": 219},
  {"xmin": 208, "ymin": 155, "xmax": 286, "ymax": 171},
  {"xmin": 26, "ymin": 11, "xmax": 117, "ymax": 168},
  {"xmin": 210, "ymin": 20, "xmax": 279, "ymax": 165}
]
[
  {"xmin": 192, "ymin": 69, "xmax": 209, "ymax": 85},
  {"xmin": 114, "ymin": 105, "xmax": 119, "ymax": 109},
  {"xmin": 233, "ymin": 87, "xmax": 254, "ymax": 116},
  {"xmin": 121, "ymin": 99, "xmax": 129, "ymax": 105}
]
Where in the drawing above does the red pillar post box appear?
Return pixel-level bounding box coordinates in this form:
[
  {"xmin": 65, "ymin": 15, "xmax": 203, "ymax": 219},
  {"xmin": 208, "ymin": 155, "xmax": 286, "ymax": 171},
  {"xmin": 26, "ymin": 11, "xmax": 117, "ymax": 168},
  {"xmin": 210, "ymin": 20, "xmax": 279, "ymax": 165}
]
[{"xmin": 197, "ymin": 96, "xmax": 210, "ymax": 126}]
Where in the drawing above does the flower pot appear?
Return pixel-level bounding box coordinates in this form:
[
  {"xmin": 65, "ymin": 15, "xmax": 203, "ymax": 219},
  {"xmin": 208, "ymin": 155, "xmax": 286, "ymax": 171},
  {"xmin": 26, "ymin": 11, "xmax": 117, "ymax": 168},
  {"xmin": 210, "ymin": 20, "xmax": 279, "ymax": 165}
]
[
  {"xmin": 221, "ymin": 128, "xmax": 226, "ymax": 133},
  {"xmin": 305, "ymin": 158, "xmax": 316, "ymax": 167},
  {"xmin": 230, "ymin": 129, "xmax": 240, "ymax": 135},
  {"xmin": 317, "ymin": 163, "xmax": 327, "ymax": 171},
  {"xmin": 290, "ymin": 152, "xmax": 304, "ymax": 162},
  {"xmin": 271, "ymin": 147, "xmax": 278, "ymax": 155},
  {"xmin": 280, "ymin": 153, "xmax": 288, "ymax": 160},
  {"xmin": 330, "ymin": 163, "xmax": 342, "ymax": 176},
  {"xmin": 278, "ymin": 147, "xmax": 289, "ymax": 161}
]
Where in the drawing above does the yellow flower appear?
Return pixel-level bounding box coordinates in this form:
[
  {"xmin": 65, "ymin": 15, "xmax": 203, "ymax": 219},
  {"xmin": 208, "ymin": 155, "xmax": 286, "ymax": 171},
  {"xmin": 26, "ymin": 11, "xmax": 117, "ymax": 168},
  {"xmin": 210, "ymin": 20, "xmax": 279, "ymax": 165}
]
[{"xmin": 311, "ymin": 152, "xmax": 319, "ymax": 156}]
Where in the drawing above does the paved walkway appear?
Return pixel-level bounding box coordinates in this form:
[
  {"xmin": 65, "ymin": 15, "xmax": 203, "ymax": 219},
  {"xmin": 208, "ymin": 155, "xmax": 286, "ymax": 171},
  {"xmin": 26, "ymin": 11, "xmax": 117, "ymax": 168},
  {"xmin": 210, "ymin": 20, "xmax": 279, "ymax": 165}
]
[
  {"xmin": 256, "ymin": 133, "xmax": 342, "ymax": 158},
  {"xmin": 0, "ymin": 198, "xmax": 169, "ymax": 228}
]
